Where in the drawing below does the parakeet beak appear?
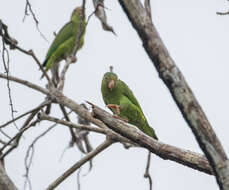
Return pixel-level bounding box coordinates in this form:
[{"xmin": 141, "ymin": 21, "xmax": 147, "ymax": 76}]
[{"xmin": 108, "ymin": 80, "xmax": 115, "ymax": 91}]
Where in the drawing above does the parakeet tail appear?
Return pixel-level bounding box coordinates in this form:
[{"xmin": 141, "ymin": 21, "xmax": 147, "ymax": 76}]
[
  {"xmin": 40, "ymin": 59, "xmax": 48, "ymax": 79},
  {"xmin": 146, "ymin": 125, "xmax": 158, "ymax": 140},
  {"xmin": 42, "ymin": 58, "xmax": 48, "ymax": 67}
]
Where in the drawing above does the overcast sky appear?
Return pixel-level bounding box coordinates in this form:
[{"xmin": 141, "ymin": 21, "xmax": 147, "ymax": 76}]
[{"xmin": 1, "ymin": 0, "xmax": 229, "ymax": 189}]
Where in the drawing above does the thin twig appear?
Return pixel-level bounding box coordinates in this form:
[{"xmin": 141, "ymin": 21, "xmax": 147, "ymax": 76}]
[
  {"xmin": 217, "ymin": 11, "xmax": 229, "ymax": 15},
  {"xmin": 0, "ymin": 128, "xmax": 11, "ymax": 139},
  {"xmin": 1, "ymin": 25, "xmax": 18, "ymax": 130},
  {"xmin": 0, "ymin": 22, "xmax": 51, "ymax": 83},
  {"xmin": 23, "ymin": 145, "xmax": 33, "ymax": 190},
  {"xmin": 0, "ymin": 73, "xmax": 49, "ymax": 95},
  {"xmin": 46, "ymin": 140, "xmax": 114, "ymax": 190},
  {"xmin": 144, "ymin": 151, "xmax": 152, "ymax": 190},
  {"xmin": 85, "ymin": 1, "xmax": 106, "ymax": 28},
  {"xmin": 58, "ymin": 104, "xmax": 79, "ymax": 150},
  {"xmin": 72, "ymin": 0, "xmax": 86, "ymax": 55},
  {"xmin": 0, "ymin": 125, "xmax": 31, "ymax": 160},
  {"xmin": 0, "ymin": 100, "xmax": 51, "ymax": 128},
  {"xmin": 38, "ymin": 113, "xmax": 106, "ymax": 135},
  {"xmin": 23, "ymin": 0, "xmax": 48, "ymax": 41},
  {"xmin": 77, "ymin": 156, "xmax": 83, "ymax": 190},
  {"xmin": 77, "ymin": 104, "xmax": 94, "ymax": 173},
  {"xmin": 0, "ymin": 101, "xmax": 46, "ymax": 159},
  {"xmin": 0, "ymin": 19, "xmax": 18, "ymax": 48},
  {"xmin": 23, "ymin": 112, "xmax": 71, "ymax": 190}
]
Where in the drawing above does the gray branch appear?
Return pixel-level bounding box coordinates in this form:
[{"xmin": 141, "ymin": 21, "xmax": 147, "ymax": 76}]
[
  {"xmin": 46, "ymin": 140, "xmax": 113, "ymax": 190},
  {"xmin": 118, "ymin": 0, "xmax": 229, "ymax": 189},
  {"xmin": 0, "ymin": 159, "xmax": 18, "ymax": 190},
  {"xmin": 91, "ymin": 104, "xmax": 213, "ymax": 175},
  {"xmin": 0, "ymin": 73, "xmax": 49, "ymax": 95}
]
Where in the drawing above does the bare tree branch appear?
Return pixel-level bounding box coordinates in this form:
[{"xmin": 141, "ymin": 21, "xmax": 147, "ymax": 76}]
[
  {"xmin": 23, "ymin": 0, "xmax": 39, "ymax": 25},
  {"xmin": 38, "ymin": 112, "xmax": 106, "ymax": 135},
  {"xmin": 23, "ymin": 111, "xmax": 72, "ymax": 190},
  {"xmin": 0, "ymin": 20, "xmax": 51, "ymax": 83},
  {"xmin": 0, "ymin": 140, "xmax": 7, "ymax": 146},
  {"xmin": 0, "ymin": 20, "xmax": 18, "ymax": 49},
  {"xmin": 0, "ymin": 70, "xmax": 215, "ymax": 176},
  {"xmin": 22, "ymin": 0, "xmax": 48, "ymax": 41},
  {"xmin": 1, "ymin": 20, "xmax": 18, "ymax": 130},
  {"xmin": 57, "ymin": 58, "xmax": 71, "ymax": 91},
  {"xmin": 91, "ymin": 104, "xmax": 213, "ymax": 175},
  {"xmin": 217, "ymin": 11, "xmax": 229, "ymax": 15},
  {"xmin": 144, "ymin": 151, "xmax": 152, "ymax": 190},
  {"xmin": 37, "ymin": 88, "xmax": 214, "ymax": 175},
  {"xmin": 0, "ymin": 101, "xmax": 50, "ymax": 129},
  {"xmin": 0, "ymin": 160, "xmax": 18, "ymax": 190},
  {"xmin": 51, "ymin": 0, "xmax": 87, "ymax": 89},
  {"xmin": 0, "ymin": 73, "xmax": 49, "ymax": 95},
  {"xmin": 118, "ymin": 1, "xmax": 229, "ymax": 189},
  {"xmin": 72, "ymin": 0, "xmax": 86, "ymax": 55},
  {"xmin": 46, "ymin": 140, "xmax": 114, "ymax": 190},
  {"xmin": 0, "ymin": 101, "xmax": 47, "ymax": 160},
  {"xmin": 93, "ymin": 0, "xmax": 116, "ymax": 35},
  {"xmin": 76, "ymin": 104, "xmax": 93, "ymax": 169},
  {"xmin": 58, "ymin": 105, "xmax": 80, "ymax": 150}
]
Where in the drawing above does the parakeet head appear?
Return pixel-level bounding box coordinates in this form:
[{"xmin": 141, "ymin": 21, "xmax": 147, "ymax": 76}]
[
  {"xmin": 102, "ymin": 72, "xmax": 118, "ymax": 91},
  {"xmin": 71, "ymin": 6, "xmax": 83, "ymax": 20}
]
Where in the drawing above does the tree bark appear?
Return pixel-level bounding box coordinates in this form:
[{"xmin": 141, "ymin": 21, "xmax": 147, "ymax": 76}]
[
  {"xmin": 0, "ymin": 162, "xmax": 18, "ymax": 190},
  {"xmin": 118, "ymin": 0, "xmax": 229, "ymax": 189},
  {"xmin": 91, "ymin": 104, "xmax": 213, "ymax": 175}
]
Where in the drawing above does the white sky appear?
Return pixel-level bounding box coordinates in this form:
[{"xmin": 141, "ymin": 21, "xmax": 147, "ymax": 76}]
[{"xmin": 1, "ymin": 0, "xmax": 229, "ymax": 189}]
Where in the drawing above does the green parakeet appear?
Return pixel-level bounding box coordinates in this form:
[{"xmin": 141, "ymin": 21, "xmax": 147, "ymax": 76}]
[
  {"xmin": 101, "ymin": 69, "xmax": 158, "ymax": 139},
  {"xmin": 41, "ymin": 6, "xmax": 86, "ymax": 78}
]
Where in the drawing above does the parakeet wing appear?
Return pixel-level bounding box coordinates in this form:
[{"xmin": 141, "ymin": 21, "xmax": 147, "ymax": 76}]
[
  {"xmin": 45, "ymin": 22, "xmax": 74, "ymax": 63},
  {"xmin": 120, "ymin": 80, "xmax": 143, "ymax": 113}
]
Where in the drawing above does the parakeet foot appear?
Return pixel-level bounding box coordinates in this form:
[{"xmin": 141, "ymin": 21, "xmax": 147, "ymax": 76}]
[{"xmin": 106, "ymin": 104, "xmax": 120, "ymax": 114}]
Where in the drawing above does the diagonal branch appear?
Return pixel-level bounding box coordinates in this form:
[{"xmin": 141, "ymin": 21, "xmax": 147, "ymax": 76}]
[
  {"xmin": 22, "ymin": 0, "xmax": 48, "ymax": 41},
  {"xmin": 46, "ymin": 139, "xmax": 113, "ymax": 190},
  {"xmin": 47, "ymin": 91, "xmax": 214, "ymax": 175},
  {"xmin": 0, "ymin": 101, "xmax": 47, "ymax": 160},
  {"xmin": 0, "ymin": 101, "xmax": 50, "ymax": 128},
  {"xmin": 118, "ymin": 1, "xmax": 229, "ymax": 189},
  {"xmin": 0, "ymin": 73, "xmax": 49, "ymax": 95},
  {"xmin": 0, "ymin": 71, "xmax": 215, "ymax": 176},
  {"xmin": 38, "ymin": 112, "xmax": 106, "ymax": 135},
  {"xmin": 23, "ymin": 110, "xmax": 73, "ymax": 190},
  {"xmin": 91, "ymin": 104, "xmax": 214, "ymax": 175},
  {"xmin": 0, "ymin": 20, "xmax": 51, "ymax": 83}
]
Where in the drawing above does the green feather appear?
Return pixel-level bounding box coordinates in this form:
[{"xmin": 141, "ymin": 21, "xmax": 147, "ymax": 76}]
[
  {"xmin": 43, "ymin": 22, "xmax": 74, "ymax": 67},
  {"xmin": 101, "ymin": 72, "xmax": 158, "ymax": 139},
  {"xmin": 42, "ymin": 7, "xmax": 86, "ymax": 77}
]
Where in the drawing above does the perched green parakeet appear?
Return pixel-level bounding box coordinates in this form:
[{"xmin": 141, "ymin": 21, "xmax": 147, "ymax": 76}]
[
  {"xmin": 41, "ymin": 6, "xmax": 86, "ymax": 78},
  {"xmin": 101, "ymin": 69, "xmax": 158, "ymax": 139}
]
